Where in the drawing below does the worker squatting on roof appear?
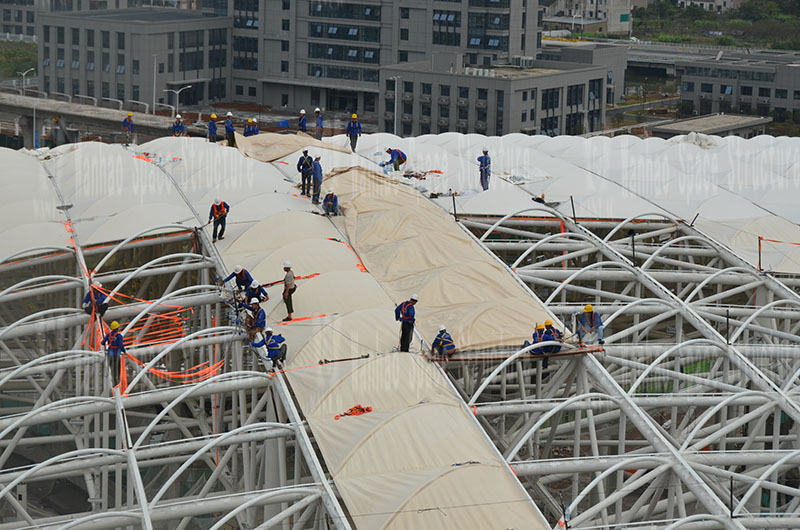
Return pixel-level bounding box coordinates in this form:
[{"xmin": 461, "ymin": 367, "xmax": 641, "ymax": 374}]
[
  {"xmin": 323, "ymin": 189, "xmax": 339, "ymax": 216},
  {"xmin": 523, "ymin": 320, "xmax": 563, "ymax": 369},
  {"xmin": 578, "ymin": 304, "xmax": 604, "ymax": 345},
  {"xmin": 381, "ymin": 148, "xmax": 407, "ymax": 172},
  {"xmin": 346, "ymin": 114, "xmax": 362, "ymax": 152},
  {"xmin": 478, "ymin": 148, "xmax": 491, "ymax": 191},
  {"xmin": 102, "ymin": 321, "xmax": 126, "ymax": 386},
  {"xmin": 208, "ymin": 198, "xmax": 230, "ymax": 243},
  {"xmin": 172, "ymin": 115, "xmax": 187, "ymax": 137},
  {"xmin": 243, "ymin": 118, "xmax": 260, "ymax": 137},
  {"xmin": 395, "ymin": 294, "xmax": 418, "ymax": 352},
  {"xmin": 250, "ymin": 328, "xmax": 287, "ymax": 369},
  {"xmin": 297, "ymin": 149, "xmax": 314, "ymax": 197},
  {"xmin": 431, "ymin": 325, "xmax": 456, "ymax": 359}
]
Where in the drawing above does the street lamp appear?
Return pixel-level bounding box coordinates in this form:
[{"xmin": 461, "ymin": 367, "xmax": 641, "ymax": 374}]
[
  {"xmin": 163, "ymin": 85, "xmax": 192, "ymax": 117},
  {"xmin": 152, "ymin": 54, "xmax": 157, "ymax": 115},
  {"xmin": 571, "ymin": 14, "xmax": 583, "ymax": 38},
  {"xmin": 388, "ymin": 75, "xmax": 400, "ymax": 136},
  {"xmin": 17, "ymin": 67, "xmax": 34, "ymax": 97}
]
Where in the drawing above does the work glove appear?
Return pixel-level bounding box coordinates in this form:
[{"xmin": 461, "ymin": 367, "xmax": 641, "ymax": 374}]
[
  {"xmin": 598, "ymin": 340, "xmax": 605, "ymax": 345},
  {"xmin": 379, "ymin": 162, "xmax": 385, "ymax": 167}
]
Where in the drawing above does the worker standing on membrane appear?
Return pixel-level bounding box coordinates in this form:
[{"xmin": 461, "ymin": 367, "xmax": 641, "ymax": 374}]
[
  {"xmin": 314, "ymin": 108, "xmax": 323, "ymax": 140},
  {"xmin": 122, "ymin": 112, "xmax": 133, "ymax": 145},
  {"xmin": 346, "ymin": 114, "xmax": 362, "ymax": 152},
  {"xmin": 225, "ymin": 112, "xmax": 236, "ymax": 147},
  {"xmin": 395, "ymin": 294, "xmax": 418, "ymax": 352},
  {"xmin": 311, "ymin": 154, "xmax": 323, "ymax": 204},
  {"xmin": 207, "ymin": 113, "xmax": 218, "ymax": 142},
  {"xmin": 478, "ymin": 148, "xmax": 491, "ymax": 191},
  {"xmin": 299, "ymin": 109, "xmax": 307, "ymax": 132},
  {"xmin": 296, "ymin": 149, "xmax": 314, "ymax": 197},
  {"xmin": 282, "ymin": 261, "xmax": 296, "ymax": 322},
  {"xmin": 208, "ymin": 198, "xmax": 230, "ymax": 243}
]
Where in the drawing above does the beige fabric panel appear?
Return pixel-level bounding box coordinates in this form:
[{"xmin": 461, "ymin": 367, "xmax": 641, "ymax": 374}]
[
  {"xmin": 328, "ymin": 167, "xmax": 557, "ymax": 351},
  {"xmin": 236, "ymin": 131, "xmax": 349, "ymax": 162}
]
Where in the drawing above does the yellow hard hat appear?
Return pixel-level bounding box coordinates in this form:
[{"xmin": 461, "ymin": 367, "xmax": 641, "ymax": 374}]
[
  {"xmin": 127, "ymin": 112, "xmax": 132, "ymax": 116},
  {"xmin": 110, "ymin": 321, "xmax": 120, "ymax": 330},
  {"xmin": 536, "ymin": 323, "xmax": 545, "ymax": 330},
  {"xmin": 211, "ymin": 113, "xmax": 217, "ymax": 118},
  {"xmin": 248, "ymin": 118, "xmax": 253, "ymax": 123},
  {"xmin": 352, "ymin": 113, "xmax": 357, "ymax": 119},
  {"xmin": 584, "ymin": 304, "xmax": 593, "ymax": 312},
  {"xmin": 544, "ymin": 319, "xmax": 553, "ymax": 326}
]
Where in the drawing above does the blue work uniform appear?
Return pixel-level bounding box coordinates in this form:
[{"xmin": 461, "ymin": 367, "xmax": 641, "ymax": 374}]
[
  {"xmin": 209, "ymin": 201, "xmax": 230, "ymax": 241},
  {"xmin": 225, "ymin": 118, "xmax": 235, "ymax": 135},
  {"xmin": 244, "ymin": 284, "xmax": 269, "ymax": 302},
  {"xmin": 395, "ymin": 300, "xmax": 416, "ymax": 352},
  {"xmin": 101, "ymin": 330, "xmax": 126, "ymax": 356},
  {"xmin": 297, "ymin": 153, "xmax": 314, "ymax": 196},
  {"xmin": 578, "ymin": 311, "xmax": 604, "ymax": 343},
  {"xmin": 82, "ymin": 287, "xmax": 108, "ymax": 315},
  {"xmin": 252, "ymin": 123, "xmax": 259, "ymax": 135},
  {"xmin": 545, "ymin": 325, "xmax": 563, "ymax": 352},
  {"xmin": 346, "ymin": 119, "xmax": 362, "ymax": 151},
  {"xmin": 172, "ymin": 120, "xmax": 187, "ymax": 136},
  {"xmin": 431, "ymin": 330, "xmax": 455, "ymax": 357},
  {"xmin": 478, "ymin": 154, "xmax": 491, "ymax": 191},
  {"xmin": 383, "ymin": 149, "xmax": 407, "ymax": 171},
  {"xmin": 242, "ymin": 302, "xmax": 266, "ymax": 329},
  {"xmin": 251, "ymin": 333, "xmax": 286, "ymax": 359},
  {"xmin": 311, "ymin": 159, "xmax": 323, "ymax": 203},
  {"xmin": 243, "ymin": 124, "xmax": 252, "ymax": 137},
  {"xmin": 315, "ymin": 114, "xmax": 323, "ymax": 139},
  {"xmin": 323, "ymin": 193, "xmax": 338, "ymax": 215},
  {"xmin": 299, "ymin": 114, "xmax": 307, "ymax": 132},
  {"xmin": 122, "ymin": 117, "xmax": 133, "ymax": 132},
  {"xmin": 224, "ymin": 269, "xmax": 254, "ymax": 290},
  {"xmin": 207, "ymin": 118, "xmax": 217, "ymax": 141}
]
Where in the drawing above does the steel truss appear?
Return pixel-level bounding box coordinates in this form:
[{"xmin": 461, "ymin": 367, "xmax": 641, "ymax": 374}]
[{"xmin": 450, "ymin": 209, "xmax": 800, "ymax": 529}]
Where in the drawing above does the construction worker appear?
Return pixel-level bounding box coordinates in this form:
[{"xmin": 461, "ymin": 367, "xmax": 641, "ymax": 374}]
[
  {"xmin": 223, "ymin": 265, "xmax": 254, "ymax": 291},
  {"xmin": 299, "ymin": 109, "xmax": 307, "ymax": 132},
  {"xmin": 122, "ymin": 112, "xmax": 133, "ymax": 145},
  {"xmin": 282, "ymin": 261, "xmax": 296, "ymax": 322},
  {"xmin": 252, "ymin": 117, "xmax": 259, "ymax": 135},
  {"xmin": 101, "ymin": 321, "xmax": 126, "ymax": 386},
  {"xmin": 381, "ymin": 148, "xmax": 407, "ymax": 172},
  {"xmin": 208, "ymin": 198, "xmax": 230, "ymax": 243},
  {"xmin": 172, "ymin": 114, "xmax": 187, "ymax": 137},
  {"xmin": 526, "ymin": 323, "xmax": 554, "ymax": 368},
  {"xmin": 323, "ymin": 189, "xmax": 338, "ymax": 216},
  {"xmin": 346, "ymin": 114, "xmax": 362, "ymax": 152},
  {"xmin": 242, "ymin": 297, "xmax": 266, "ymax": 340},
  {"xmin": 207, "ymin": 113, "xmax": 218, "ymax": 142},
  {"xmin": 314, "ymin": 108, "xmax": 323, "ymax": 140},
  {"xmin": 478, "ymin": 148, "xmax": 491, "ymax": 191},
  {"xmin": 394, "ymin": 294, "xmax": 418, "ymax": 352},
  {"xmin": 250, "ymin": 327, "xmax": 287, "ymax": 366},
  {"xmin": 431, "ymin": 324, "xmax": 455, "ymax": 359},
  {"xmin": 311, "ymin": 154, "xmax": 323, "ymax": 204},
  {"xmin": 244, "ymin": 119, "xmax": 254, "ymax": 137},
  {"xmin": 225, "ymin": 111, "xmax": 236, "ymax": 147},
  {"xmin": 82, "ymin": 281, "xmax": 108, "ymax": 317},
  {"xmin": 544, "ymin": 319, "xmax": 563, "ymax": 346},
  {"xmin": 296, "ymin": 148, "xmax": 314, "ymax": 196},
  {"xmin": 245, "ymin": 280, "xmax": 269, "ymax": 302},
  {"xmin": 578, "ymin": 304, "xmax": 604, "ymax": 345}
]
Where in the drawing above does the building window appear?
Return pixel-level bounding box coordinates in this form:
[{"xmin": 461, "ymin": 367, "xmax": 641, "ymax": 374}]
[
  {"xmin": 566, "ymin": 84, "xmax": 584, "ymax": 106},
  {"xmin": 56, "ymin": 26, "xmax": 64, "ymax": 44},
  {"xmin": 236, "ymin": 85, "xmax": 244, "ymax": 95},
  {"xmin": 541, "ymin": 88, "xmax": 559, "ymax": 110},
  {"xmin": 365, "ymin": 93, "xmax": 376, "ymax": 112},
  {"xmin": 209, "ymin": 49, "xmax": 227, "ymax": 67},
  {"xmin": 249, "ymin": 86, "xmax": 256, "ymax": 96},
  {"xmin": 281, "ymin": 60, "xmax": 289, "ymax": 72},
  {"xmin": 102, "ymin": 30, "xmax": 109, "ymax": 48},
  {"xmin": 117, "ymin": 32, "xmax": 124, "ymax": 50},
  {"xmin": 282, "ymin": 0, "xmax": 289, "ymax": 8},
  {"xmin": 700, "ymin": 83, "xmax": 713, "ymax": 93},
  {"xmin": 179, "ymin": 51, "xmax": 203, "ymax": 71},
  {"xmin": 168, "ymin": 55, "xmax": 174, "ymax": 73},
  {"xmin": 86, "ymin": 29, "xmax": 94, "ymax": 47},
  {"xmin": 740, "ymin": 85, "xmax": 752, "ymax": 96},
  {"xmin": 86, "ymin": 79, "xmax": 94, "ymax": 97},
  {"xmin": 102, "ymin": 81, "xmax": 109, "ymax": 98},
  {"xmin": 496, "ymin": 89, "xmax": 504, "ymax": 135},
  {"xmin": 281, "ymin": 40, "xmax": 289, "ymax": 51},
  {"xmin": 102, "ymin": 51, "xmax": 109, "ymax": 72},
  {"xmin": 794, "ymin": 90, "xmax": 800, "ymax": 100},
  {"xmin": 758, "ymin": 87, "xmax": 770, "ymax": 97},
  {"xmin": 117, "ymin": 83, "xmax": 124, "ymax": 100},
  {"xmin": 282, "ymin": 93, "xmax": 289, "ymax": 105},
  {"xmin": 132, "ymin": 59, "xmax": 139, "ymax": 75},
  {"xmin": 422, "ymin": 83, "xmax": 431, "ymax": 95},
  {"xmin": 459, "ymin": 106, "xmax": 468, "ymax": 119},
  {"xmin": 398, "ymin": 50, "xmax": 408, "ymax": 62},
  {"xmin": 421, "ymin": 102, "xmax": 431, "ymax": 116},
  {"xmin": 440, "ymin": 84, "xmax": 450, "ymax": 97},
  {"xmin": 404, "ymin": 81, "xmax": 413, "ymax": 93},
  {"xmin": 309, "ymin": 2, "xmax": 381, "ymax": 22},
  {"xmin": 459, "ymin": 86, "xmax": 468, "ymax": 98},
  {"xmin": 43, "ymin": 25, "xmax": 49, "ymax": 43},
  {"xmin": 282, "ymin": 19, "xmax": 290, "ymax": 30},
  {"xmin": 775, "ymin": 88, "xmax": 787, "ymax": 99},
  {"xmin": 71, "ymin": 49, "xmax": 79, "ymax": 69},
  {"xmin": 403, "ymin": 101, "xmax": 413, "ymax": 114},
  {"xmin": 159, "ymin": 62, "xmax": 164, "ymax": 73},
  {"xmin": 522, "ymin": 91, "xmax": 527, "ymax": 101},
  {"xmin": 132, "ymin": 85, "xmax": 140, "ymax": 100},
  {"xmin": 720, "ymin": 84, "xmax": 732, "ymax": 95},
  {"xmin": 681, "ymin": 81, "xmax": 694, "ymax": 92},
  {"xmin": 420, "ymin": 123, "xmax": 430, "ymax": 135},
  {"xmin": 478, "ymin": 88, "xmax": 487, "ymax": 100},
  {"xmin": 400, "ymin": 28, "xmax": 408, "ymax": 40},
  {"xmin": 521, "ymin": 111, "xmax": 527, "ymax": 122},
  {"xmin": 439, "ymin": 104, "xmax": 449, "ymax": 118},
  {"xmin": 71, "ymin": 27, "xmax": 79, "ymax": 46},
  {"xmin": 530, "ymin": 109, "xmax": 535, "ymax": 121},
  {"xmin": 401, "ymin": 7, "xmax": 409, "ymax": 18}
]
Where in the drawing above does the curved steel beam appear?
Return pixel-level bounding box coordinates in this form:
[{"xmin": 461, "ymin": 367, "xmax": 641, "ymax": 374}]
[
  {"xmin": 0, "ymin": 245, "xmax": 74, "ymax": 266},
  {"xmin": 729, "ymin": 299, "xmax": 800, "ymax": 344},
  {"xmin": 56, "ymin": 511, "xmax": 141, "ymax": 530},
  {"xmin": 601, "ymin": 297, "xmax": 678, "ymax": 329},
  {"xmin": 678, "ymin": 391, "xmax": 774, "ymax": 452},
  {"xmin": 0, "ymin": 350, "xmax": 102, "ymax": 389},
  {"xmin": 0, "ymin": 308, "xmax": 84, "ymax": 341},
  {"xmin": 734, "ymin": 448, "xmax": 800, "ymax": 516},
  {"xmin": 92, "ymin": 224, "xmax": 193, "ymax": 274},
  {"xmin": 544, "ymin": 260, "xmax": 640, "ymax": 304},
  {"xmin": 0, "ymin": 396, "xmax": 113, "ymax": 442},
  {"xmin": 207, "ymin": 487, "xmax": 324, "ymax": 530},
  {"xmin": 110, "ymin": 252, "xmax": 209, "ymax": 296},
  {"xmin": 602, "ymin": 212, "xmax": 678, "ymax": 242},
  {"xmin": 478, "ymin": 206, "xmax": 567, "ymax": 242},
  {"xmin": 0, "ymin": 275, "xmax": 83, "ymax": 301},
  {"xmin": 510, "ymin": 232, "xmax": 594, "ymax": 269},
  {"xmin": 627, "ymin": 338, "xmax": 728, "ymax": 396},
  {"xmin": 640, "ymin": 235, "xmax": 722, "ymax": 271},
  {"xmin": 684, "ymin": 266, "xmax": 761, "ymax": 304}
]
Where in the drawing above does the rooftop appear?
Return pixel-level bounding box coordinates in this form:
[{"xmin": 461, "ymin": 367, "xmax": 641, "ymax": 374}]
[
  {"xmin": 51, "ymin": 7, "xmax": 221, "ymax": 23},
  {"xmin": 650, "ymin": 113, "xmax": 773, "ymax": 134}
]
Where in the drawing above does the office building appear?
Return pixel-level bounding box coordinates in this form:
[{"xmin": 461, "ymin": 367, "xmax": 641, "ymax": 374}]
[
  {"xmin": 37, "ymin": 9, "xmax": 231, "ymax": 109},
  {"xmin": 649, "ymin": 113, "xmax": 771, "ymax": 139},
  {"xmin": 540, "ymin": 0, "xmax": 632, "ymax": 35},
  {"xmin": 677, "ymin": 0, "xmax": 741, "ymax": 12},
  {"xmin": 677, "ymin": 51, "xmax": 800, "ymax": 123},
  {"xmin": 539, "ymin": 40, "xmax": 626, "ymax": 104},
  {"xmin": 380, "ymin": 52, "xmax": 608, "ymax": 136}
]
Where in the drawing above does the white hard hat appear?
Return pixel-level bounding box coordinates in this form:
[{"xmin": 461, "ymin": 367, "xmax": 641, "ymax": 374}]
[
  {"xmin": 300, "ymin": 109, "xmax": 306, "ymax": 114},
  {"xmin": 234, "ymin": 265, "xmax": 243, "ymax": 273},
  {"xmin": 265, "ymin": 327, "xmax": 273, "ymax": 333},
  {"xmin": 482, "ymin": 147, "xmax": 489, "ymax": 152},
  {"xmin": 176, "ymin": 114, "xmax": 182, "ymax": 119},
  {"xmin": 253, "ymin": 118, "xmax": 258, "ymax": 123},
  {"xmin": 250, "ymin": 297, "xmax": 260, "ymax": 304},
  {"xmin": 226, "ymin": 111, "xmax": 232, "ymax": 117},
  {"xmin": 214, "ymin": 197, "xmax": 221, "ymax": 205},
  {"xmin": 314, "ymin": 107, "xmax": 321, "ymax": 112},
  {"xmin": 250, "ymin": 280, "xmax": 259, "ymax": 288},
  {"xmin": 328, "ymin": 189, "xmax": 334, "ymax": 194},
  {"xmin": 410, "ymin": 294, "xmax": 419, "ymax": 301},
  {"xmin": 438, "ymin": 324, "xmax": 446, "ymax": 331},
  {"xmin": 283, "ymin": 261, "xmax": 291, "ymax": 268}
]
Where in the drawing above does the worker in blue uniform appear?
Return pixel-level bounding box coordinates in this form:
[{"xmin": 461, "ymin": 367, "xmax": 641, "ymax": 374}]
[
  {"xmin": 251, "ymin": 327, "xmax": 287, "ymax": 365},
  {"xmin": 323, "ymin": 189, "xmax": 339, "ymax": 216},
  {"xmin": 208, "ymin": 197, "xmax": 230, "ymax": 243},
  {"xmin": 299, "ymin": 109, "xmax": 307, "ymax": 132},
  {"xmin": 207, "ymin": 113, "xmax": 218, "ymax": 142},
  {"xmin": 394, "ymin": 294, "xmax": 418, "ymax": 352},
  {"xmin": 578, "ymin": 304, "xmax": 604, "ymax": 345},
  {"xmin": 122, "ymin": 112, "xmax": 133, "ymax": 145},
  {"xmin": 381, "ymin": 148, "xmax": 407, "ymax": 171},
  {"xmin": 431, "ymin": 324, "xmax": 455, "ymax": 359},
  {"xmin": 524, "ymin": 323, "xmax": 554, "ymax": 368},
  {"xmin": 311, "ymin": 154, "xmax": 323, "ymax": 204},
  {"xmin": 223, "ymin": 265, "xmax": 254, "ymax": 291},
  {"xmin": 82, "ymin": 281, "xmax": 108, "ymax": 316},
  {"xmin": 346, "ymin": 114, "xmax": 362, "ymax": 152},
  {"xmin": 101, "ymin": 320, "xmax": 126, "ymax": 385},
  {"xmin": 478, "ymin": 148, "xmax": 491, "ymax": 191},
  {"xmin": 244, "ymin": 119, "xmax": 254, "ymax": 137},
  {"xmin": 314, "ymin": 108, "xmax": 323, "ymax": 140},
  {"xmin": 225, "ymin": 111, "xmax": 236, "ymax": 147},
  {"xmin": 242, "ymin": 297, "xmax": 266, "ymax": 340},
  {"xmin": 544, "ymin": 319, "xmax": 563, "ymax": 348},
  {"xmin": 172, "ymin": 114, "xmax": 187, "ymax": 137},
  {"xmin": 252, "ymin": 117, "xmax": 259, "ymax": 135},
  {"xmin": 245, "ymin": 280, "xmax": 269, "ymax": 302},
  {"xmin": 296, "ymin": 149, "xmax": 314, "ymax": 196}
]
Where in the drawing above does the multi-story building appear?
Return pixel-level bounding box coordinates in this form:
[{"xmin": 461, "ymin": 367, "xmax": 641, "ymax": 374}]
[
  {"xmin": 677, "ymin": 51, "xmax": 800, "ymax": 123},
  {"xmin": 2, "ymin": 0, "xmax": 39, "ymax": 37},
  {"xmin": 539, "ymin": 40, "xmax": 626, "ymax": 104},
  {"xmin": 37, "ymin": 9, "xmax": 231, "ymax": 109},
  {"xmin": 380, "ymin": 52, "xmax": 608, "ymax": 136},
  {"xmin": 541, "ymin": 0, "xmax": 631, "ymax": 35},
  {"xmin": 676, "ymin": 0, "xmax": 741, "ymax": 13}
]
